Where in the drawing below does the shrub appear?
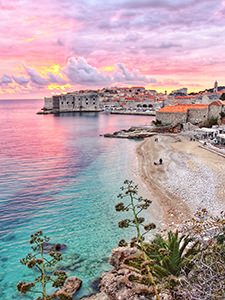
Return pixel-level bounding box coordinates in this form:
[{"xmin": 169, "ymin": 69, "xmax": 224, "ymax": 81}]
[
  {"xmin": 17, "ymin": 231, "xmax": 69, "ymax": 300},
  {"xmin": 115, "ymin": 180, "xmax": 160, "ymax": 300}
]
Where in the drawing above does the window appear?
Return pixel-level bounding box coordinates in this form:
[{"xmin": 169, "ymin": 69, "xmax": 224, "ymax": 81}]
[
  {"xmin": 67, "ymin": 102, "xmax": 69, "ymax": 104},
  {"xmin": 72, "ymin": 102, "xmax": 74, "ymax": 104},
  {"xmin": 61, "ymin": 102, "xmax": 64, "ymax": 104}
]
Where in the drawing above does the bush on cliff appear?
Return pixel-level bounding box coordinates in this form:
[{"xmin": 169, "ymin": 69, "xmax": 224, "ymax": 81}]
[
  {"xmin": 116, "ymin": 181, "xmax": 225, "ymax": 299},
  {"xmin": 123, "ymin": 230, "xmax": 199, "ymax": 292},
  {"xmin": 174, "ymin": 209, "xmax": 225, "ymax": 300}
]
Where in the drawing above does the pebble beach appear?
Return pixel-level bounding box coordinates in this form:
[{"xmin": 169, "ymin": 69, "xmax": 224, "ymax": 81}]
[{"xmin": 136, "ymin": 134, "xmax": 225, "ymax": 229}]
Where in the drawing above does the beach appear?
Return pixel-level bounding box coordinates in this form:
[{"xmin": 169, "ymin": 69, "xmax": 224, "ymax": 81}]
[{"xmin": 136, "ymin": 134, "xmax": 225, "ymax": 229}]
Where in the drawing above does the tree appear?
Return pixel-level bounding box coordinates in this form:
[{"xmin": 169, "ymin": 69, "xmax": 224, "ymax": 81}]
[
  {"xmin": 219, "ymin": 92, "xmax": 225, "ymax": 100},
  {"xmin": 17, "ymin": 231, "xmax": 70, "ymax": 300},
  {"xmin": 115, "ymin": 180, "xmax": 161, "ymax": 300}
]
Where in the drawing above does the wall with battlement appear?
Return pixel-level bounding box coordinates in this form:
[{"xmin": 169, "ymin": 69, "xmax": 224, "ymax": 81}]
[{"xmin": 156, "ymin": 111, "xmax": 187, "ymax": 125}]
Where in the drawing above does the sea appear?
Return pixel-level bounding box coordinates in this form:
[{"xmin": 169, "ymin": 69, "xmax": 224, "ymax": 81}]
[{"xmin": 0, "ymin": 99, "xmax": 155, "ymax": 299}]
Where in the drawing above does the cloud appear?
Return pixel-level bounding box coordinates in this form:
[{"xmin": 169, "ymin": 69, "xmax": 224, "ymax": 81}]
[
  {"xmin": 47, "ymin": 72, "xmax": 67, "ymax": 85},
  {"xmin": 114, "ymin": 63, "xmax": 156, "ymax": 84},
  {"xmin": 0, "ymin": 74, "xmax": 12, "ymax": 85},
  {"xmin": 62, "ymin": 57, "xmax": 155, "ymax": 86},
  {"xmin": 24, "ymin": 66, "xmax": 66, "ymax": 86},
  {"xmin": 63, "ymin": 57, "xmax": 111, "ymax": 85},
  {"xmin": 24, "ymin": 66, "xmax": 48, "ymax": 86},
  {"xmin": 12, "ymin": 75, "xmax": 29, "ymax": 86}
]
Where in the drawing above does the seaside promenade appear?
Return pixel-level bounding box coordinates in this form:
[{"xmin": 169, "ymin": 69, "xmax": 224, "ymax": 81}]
[{"xmin": 136, "ymin": 135, "xmax": 225, "ymax": 230}]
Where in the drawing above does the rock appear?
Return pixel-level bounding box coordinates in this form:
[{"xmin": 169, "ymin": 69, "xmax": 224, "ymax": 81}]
[
  {"xmin": 109, "ymin": 246, "xmax": 140, "ymax": 270},
  {"xmin": 81, "ymin": 246, "xmax": 161, "ymax": 300},
  {"xmin": 43, "ymin": 242, "xmax": 67, "ymax": 252},
  {"xmin": 99, "ymin": 269, "xmax": 152, "ymax": 300},
  {"xmin": 153, "ymin": 293, "xmax": 173, "ymax": 300},
  {"xmin": 55, "ymin": 276, "xmax": 82, "ymax": 298},
  {"xmin": 81, "ymin": 292, "xmax": 109, "ymax": 300},
  {"xmin": 91, "ymin": 278, "xmax": 101, "ymax": 293}
]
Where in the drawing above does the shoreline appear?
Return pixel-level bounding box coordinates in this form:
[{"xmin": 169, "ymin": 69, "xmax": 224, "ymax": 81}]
[{"xmin": 135, "ymin": 134, "xmax": 225, "ymax": 230}]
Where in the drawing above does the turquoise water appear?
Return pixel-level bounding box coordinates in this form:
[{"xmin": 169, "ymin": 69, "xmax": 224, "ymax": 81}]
[{"xmin": 0, "ymin": 100, "xmax": 154, "ymax": 299}]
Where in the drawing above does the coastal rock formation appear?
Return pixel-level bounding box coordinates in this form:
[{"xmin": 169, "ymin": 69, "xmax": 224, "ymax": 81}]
[
  {"xmin": 109, "ymin": 246, "xmax": 140, "ymax": 270},
  {"xmin": 103, "ymin": 124, "xmax": 182, "ymax": 139},
  {"xmin": 43, "ymin": 242, "xmax": 67, "ymax": 252},
  {"xmin": 81, "ymin": 246, "xmax": 164, "ymax": 300},
  {"xmin": 99, "ymin": 268, "xmax": 153, "ymax": 300},
  {"xmin": 54, "ymin": 276, "xmax": 82, "ymax": 299}
]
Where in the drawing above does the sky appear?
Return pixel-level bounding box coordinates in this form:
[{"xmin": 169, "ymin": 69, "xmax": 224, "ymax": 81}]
[{"xmin": 1, "ymin": 0, "xmax": 225, "ymax": 99}]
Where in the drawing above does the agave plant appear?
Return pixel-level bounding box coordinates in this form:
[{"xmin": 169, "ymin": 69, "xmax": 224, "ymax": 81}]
[
  {"xmin": 144, "ymin": 231, "xmax": 200, "ymax": 279},
  {"xmin": 124, "ymin": 230, "xmax": 199, "ymax": 289}
]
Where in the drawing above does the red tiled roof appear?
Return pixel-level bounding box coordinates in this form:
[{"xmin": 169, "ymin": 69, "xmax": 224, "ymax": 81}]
[
  {"xmin": 158, "ymin": 104, "xmax": 208, "ymax": 113},
  {"xmin": 171, "ymin": 100, "xmax": 182, "ymax": 104},
  {"xmin": 174, "ymin": 96, "xmax": 193, "ymax": 99},
  {"xmin": 131, "ymin": 86, "xmax": 145, "ymax": 89},
  {"xmin": 209, "ymin": 100, "xmax": 223, "ymax": 106}
]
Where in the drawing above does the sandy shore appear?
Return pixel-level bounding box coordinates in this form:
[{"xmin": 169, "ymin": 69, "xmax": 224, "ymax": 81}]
[{"xmin": 136, "ymin": 134, "xmax": 225, "ymax": 229}]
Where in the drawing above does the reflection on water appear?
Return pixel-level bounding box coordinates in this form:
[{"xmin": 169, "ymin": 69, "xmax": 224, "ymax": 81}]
[{"xmin": 0, "ymin": 100, "xmax": 154, "ymax": 299}]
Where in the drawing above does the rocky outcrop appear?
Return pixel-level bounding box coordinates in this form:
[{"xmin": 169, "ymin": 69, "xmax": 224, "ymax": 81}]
[
  {"xmin": 104, "ymin": 126, "xmax": 156, "ymax": 139},
  {"xmin": 81, "ymin": 246, "xmax": 153, "ymax": 300},
  {"xmin": 43, "ymin": 242, "xmax": 67, "ymax": 252},
  {"xmin": 54, "ymin": 276, "xmax": 82, "ymax": 299},
  {"xmin": 103, "ymin": 124, "xmax": 182, "ymax": 139},
  {"xmin": 81, "ymin": 246, "xmax": 174, "ymax": 300},
  {"xmin": 109, "ymin": 246, "xmax": 140, "ymax": 270}
]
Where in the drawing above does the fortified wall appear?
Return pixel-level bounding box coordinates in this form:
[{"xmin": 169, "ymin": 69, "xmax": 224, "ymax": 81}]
[
  {"xmin": 156, "ymin": 112, "xmax": 187, "ymax": 125},
  {"xmin": 156, "ymin": 104, "xmax": 209, "ymax": 126},
  {"xmin": 44, "ymin": 92, "xmax": 102, "ymax": 113},
  {"xmin": 187, "ymin": 108, "xmax": 208, "ymax": 124},
  {"xmin": 156, "ymin": 101, "xmax": 225, "ymax": 126}
]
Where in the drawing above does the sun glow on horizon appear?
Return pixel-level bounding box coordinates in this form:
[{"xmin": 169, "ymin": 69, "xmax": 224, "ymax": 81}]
[{"xmin": 47, "ymin": 83, "xmax": 72, "ymax": 91}]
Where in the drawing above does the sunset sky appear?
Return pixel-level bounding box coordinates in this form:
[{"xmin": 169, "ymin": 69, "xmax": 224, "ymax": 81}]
[{"xmin": 1, "ymin": 0, "xmax": 225, "ymax": 99}]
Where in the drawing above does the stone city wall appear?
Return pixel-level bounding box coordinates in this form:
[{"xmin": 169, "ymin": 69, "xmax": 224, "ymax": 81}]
[
  {"xmin": 208, "ymin": 105, "xmax": 222, "ymax": 119},
  {"xmin": 156, "ymin": 111, "xmax": 187, "ymax": 125},
  {"xmin": 59, "ymin": 93, "xmax": 101, "ymax": 112},
  {"xmin": 44, "ymin": 97, "xmax": 53, "ymax": 110},
  {"xmin": 187, "ymin": 108, "xmax": 208, "ymax": 124}
]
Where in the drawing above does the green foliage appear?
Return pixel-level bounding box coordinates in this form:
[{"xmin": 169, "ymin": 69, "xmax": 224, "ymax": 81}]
[
  {"xmin": 116, "ymin": 192, "xmax": 225, "ymax": 299},
  {"xmin": 219, "ymin": 111, "xmax": 225, "ymax": 119},
  {"xmin": 152, "ymin": 119, "xmax": 162, "ymax": 126},
  {"xmin": 173, "ymin": 209, "xmax": 225, "ymax": 299},
  {"xmin": 208, "ymin": 116, "xmax": 218, "ymax": 127},
  {"xmin": 219, "ymin": 92, "xmax": 225, "ymax": 100},
  {"xmin": 116, "ymin": 180, "xmax": 155, "ymax": 240},
  {"xmin": 145, "ymin": 231, "xmax": 199, "ymax": 278},
  {"xmin": 115, "ymin": 180, "xmax": 160, "ymax": 300},
  {"xmin": 17, "ymin": 231, "xmax": 69, "ymax": 300},
  {"xmin": 124, "ymin": 231, "xmax": 199, "ymax": 290}
]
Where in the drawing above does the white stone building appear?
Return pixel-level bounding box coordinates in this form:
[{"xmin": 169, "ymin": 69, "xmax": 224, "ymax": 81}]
[{"xmin": 44, "ymin": 91, "xmax": 102, "ymax": 113}]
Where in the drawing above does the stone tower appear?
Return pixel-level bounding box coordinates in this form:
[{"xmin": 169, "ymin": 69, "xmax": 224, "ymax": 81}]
[{"xmin": 214, "ymin": 80, "xmax": 218, "ymax": 93}]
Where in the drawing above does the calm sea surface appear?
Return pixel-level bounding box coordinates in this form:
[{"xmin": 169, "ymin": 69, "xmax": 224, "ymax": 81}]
[{"xmin": 0, "ymin": 99, "xmax": 154, "ymax": 299}]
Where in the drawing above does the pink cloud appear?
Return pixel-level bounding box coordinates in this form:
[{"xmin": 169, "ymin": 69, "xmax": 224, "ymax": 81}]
[{"xmin": 0, "ymin": 0, "xmax": 225, "ymax": 98}]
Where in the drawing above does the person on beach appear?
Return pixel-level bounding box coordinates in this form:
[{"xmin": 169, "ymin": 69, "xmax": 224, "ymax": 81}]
[{"xmin": 159, "ymin": 158, "xmax": 163, "ymax": 165}]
